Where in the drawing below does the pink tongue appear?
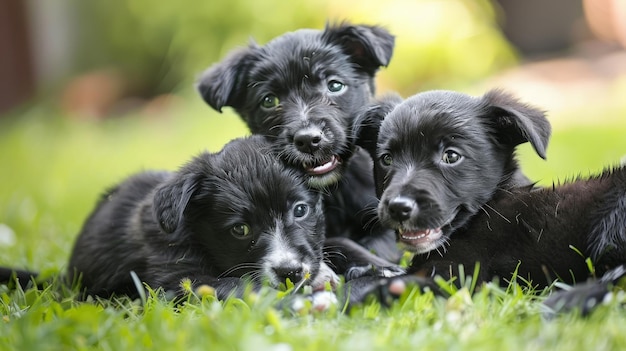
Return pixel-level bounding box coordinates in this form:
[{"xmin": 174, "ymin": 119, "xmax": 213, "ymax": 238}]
[{"xmin": 308, "ymin": 155, "xmax": 339, "ymax": 175}]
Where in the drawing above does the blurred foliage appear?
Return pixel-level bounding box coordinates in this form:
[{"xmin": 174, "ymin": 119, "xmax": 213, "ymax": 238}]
[
  {"xmin": 327, "ymin": 0, "xmax": 518, "ymax": 94},
  {"xmin": 66, "ymin": 0, "xmax": 517, "ymax": 98},
  {"xmin": 70, "ymin": 0, "xmax": 329, "ymax": 97}
]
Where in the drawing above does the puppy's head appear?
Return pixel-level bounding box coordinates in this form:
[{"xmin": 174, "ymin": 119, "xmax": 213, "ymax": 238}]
[
  {"xmin": 197, "ymin": 22, "xmax": 394, "ymax": 189},
  {"xmin": 356, "ymin": 89, "xmax": 550, "ymax": 253},
  {"xmin": 153, "ymin": 136, "xmax": 327, "ymax": 289}
]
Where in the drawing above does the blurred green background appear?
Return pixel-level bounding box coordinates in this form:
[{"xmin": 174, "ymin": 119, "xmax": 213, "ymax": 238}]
[{"xmin": 1, "ymin": 0, "xmax": 625, "ymax": 271}]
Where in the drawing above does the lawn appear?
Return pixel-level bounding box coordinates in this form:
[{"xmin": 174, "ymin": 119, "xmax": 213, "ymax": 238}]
[{"xmin": 1, "ymin": 95, "xmax": 625, "ymax": 350}]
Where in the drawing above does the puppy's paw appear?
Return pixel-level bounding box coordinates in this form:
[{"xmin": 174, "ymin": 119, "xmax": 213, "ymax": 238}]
[
  {"xmin": 345, "ymin": 274, "xmax": 438, "ymax": 306},
  {"xmin": 310, "ymin": 290, "xmax": 339, "ymax": 311},
  {"xmin": 344, "ymin": 264, "xmax": 406, "ymax": 281},
  {"xmin": 543, "ymin": 282, "xmax": 615, "ymax": 317},
  {"xmin": 285, "ymin": 291, "xmax": 339, "ymax": 313},
  {"xmin": 310, "ymin": 262, "xmax": 340, "ymax": 291},
  {"xmin": 543, "ymin": 265, "xmax": 626, "ymax": 318}
]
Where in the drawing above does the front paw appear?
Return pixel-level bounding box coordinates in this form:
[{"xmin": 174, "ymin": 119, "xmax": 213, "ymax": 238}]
[
  {"xmin": 310, "ymin": 262, "xmax": 340, "ymax": 291},
  {"xmin": 344, "ymin": 274, "xmax": 438, "ymax": 306},
  {"xmin": 283, "ymin": 290, "xmax": 339, "ymax": 314},
  {"xmin": 543, "ymin": 281, "xmax": 614, "ymax": 317},
  {"xmin": 344, "ymin": 264, "xmax": 406, "ymax": 281},
  {"xmin": 543, "ymin": 265, "xmax": 626, "ymax": 317}
]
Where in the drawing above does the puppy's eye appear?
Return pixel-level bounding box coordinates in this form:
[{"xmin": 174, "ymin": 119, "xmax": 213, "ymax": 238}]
[
  {"xmin": 327, "ymin": 80, "xmax": 345, "ymax": 93},
  {"xmin": 442, "ymin": 150, "xmax": 462, "ymax": 164},
  {"xmin": 230, "ymin": 223, "xmax": 251, "ymax": 238},
  {"xmin": 293, "ymin": 203, "xmax": 309, "ymax": 219},
  {"xmin": 380, "ymin": 153, "xmax": 393, "ymax": 166},
  {"xmin": 261, "ymin": 95, "xmax": 279, "ymax": 108}
]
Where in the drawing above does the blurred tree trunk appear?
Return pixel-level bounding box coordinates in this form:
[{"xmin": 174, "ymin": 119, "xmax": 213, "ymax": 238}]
[
  {"xmin": 0, "ymin": 0, "xmax": 35, "ymax": 115},
  {"xmin": 496, "ymin": 0, "xmax": 587, "ymax": 56}
]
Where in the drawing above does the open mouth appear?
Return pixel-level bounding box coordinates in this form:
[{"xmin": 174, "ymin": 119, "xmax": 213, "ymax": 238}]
[
  {"xmin": 303, "ymin": 155, "xmax": 341, "ymax": 176},
  {"xmin": 397, "ymin": 227, "xmax": 444, "ymax": 252}
]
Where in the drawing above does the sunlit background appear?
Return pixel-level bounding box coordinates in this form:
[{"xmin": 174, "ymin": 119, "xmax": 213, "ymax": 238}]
[{"xmin": 1, "ymin": 0, "xmax": 625, "ymax": 269}]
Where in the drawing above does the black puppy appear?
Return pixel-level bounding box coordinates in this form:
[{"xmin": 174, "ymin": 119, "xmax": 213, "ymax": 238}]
[
  {"xmin": 196, "ymin": 22, "xmax": 403, "ymax": 267},
  {"xmin": 5, "ymin": 136, "xmax": 338, "ymax": 300},
  {"xmin": 350, "ymin": 90, "xmax": 626, "ymax": 310}
]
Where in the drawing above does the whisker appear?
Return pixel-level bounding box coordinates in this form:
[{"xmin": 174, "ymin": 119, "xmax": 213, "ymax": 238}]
[
  {"xmin": 323, "ymin": 249, "xmax": 348, "ymax": 261},
  {"xmin": 218, "ymin": 263, "xmax": 263, "ymax": 278},
  {"xmin": 482, "ymin": 203, "xmax": 511, "ymax": 223},
  {"xmin": 479, "ymin": 206, "xmax": 492, "ymax": 219}
]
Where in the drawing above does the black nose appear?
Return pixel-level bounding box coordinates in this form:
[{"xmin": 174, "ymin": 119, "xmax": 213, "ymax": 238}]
[
  {"xmin": 387, "ymin": 196, "xmax": 416, "ymax": 222},
  {"xmin": 273, "ymin": 265, "xmax": 304, "ymax": 284},
  {"xmin": 294, "ymin": 128, "xmax": 323, "ymax": 154}
]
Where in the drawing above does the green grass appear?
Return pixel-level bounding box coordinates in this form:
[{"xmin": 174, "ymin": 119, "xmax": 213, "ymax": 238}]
[{"xmin": 1, "ymin": 96, "xmax": 626, "ymax": 350}]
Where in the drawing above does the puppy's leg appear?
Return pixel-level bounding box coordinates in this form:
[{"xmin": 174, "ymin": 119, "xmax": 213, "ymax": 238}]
[
  {"xmin": 323, "ymin": 237, "xmax": 405, "ymax": 280},
  {"xmin": 309, "ymin": 262, "xmax": 340, "ymax": 291},
  {"xmin": 342, "ymin": 273, "xmax": 443, "ymax": 307},
  {"xmin": 0, "ymin": 267, "xmax": 40, "ymax": 289},
  {"xmin": 587, "ymin": 180, "xmax": 626, "ymax": 265},
  {"xmin": 543, "ymin": 264, "xmax": 626, "ymax": 317},
  {"xmin": 356, "ymin": 227, "xmax": 403, "ymax": 265}
]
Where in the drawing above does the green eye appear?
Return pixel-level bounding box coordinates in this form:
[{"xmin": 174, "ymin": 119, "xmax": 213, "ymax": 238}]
[
  {"xmin": 293, "ymin": 203, "xmax": 309, "ymax": 219},
  {"xmin": 261, "ymin": 95, "xmax": 279, "ymax": 108},
  {"xmin": 230, "ymin": 223, "xmax": 251, "ymax": 238},
  {"xmin": 381, "ymin": 153, "xmax": 393, "ymax": 166},
  {"xmin": 327, "ymin": 80, "xmax": 345, "ymax": 93},
  {"xmin": 442, "ymin": 150, "xmax": 462, "ymax": 164}
]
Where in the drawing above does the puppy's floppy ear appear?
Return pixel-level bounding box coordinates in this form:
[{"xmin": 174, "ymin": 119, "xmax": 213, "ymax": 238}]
[
  {"xmin": 195, "ymin": 45, "xmax": 258, "ymax": 112},
  {"xmin": 353, "ymin": 94, "xmax": 402, "ymax": 158},
  {"xmin": 482, "ymin": 89, "xmax": 551, "ymax": 159},
  {"xmin": 153, "ymin": 171, "xmax": 201, "ymax": 234},
  {"xmin": 323, "ymin": 22, "xmax": 395, "ymax": 75}
]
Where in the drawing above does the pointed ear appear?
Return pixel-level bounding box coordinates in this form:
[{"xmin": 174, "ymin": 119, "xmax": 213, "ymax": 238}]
[
  {"xmin": 353, "ymin": 94, "xmax": 402, "ymax": 159},
  {"xmin": 195, "ymin": 45, "xmax": 258, "ymax": 112},
  {"xmin": 153, "ymin": 172, "xmax": 200, "ymax": 234},
  {"xmin": 481, "ymin": 89, "xmax": 551, "ymax": 159},
  {"xmin": 323, "ymin": 23, "xmax": 395, "ymax": 75}
]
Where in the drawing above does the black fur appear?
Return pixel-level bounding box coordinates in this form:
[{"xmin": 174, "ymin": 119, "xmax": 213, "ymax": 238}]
[
  {"xmin": 196, "ymin": 22, "xmax": 402, "ymax": 265},
  {"xmin": 69, "ymin": 136, "xmax": 338, "ymax": 299},
  {"xmin": 0, "ymin": 267, "xmax": 38, "ymax": 290},
  {"xmin": 359, "ymin": 90, "xmax": 550, "ymax": 255},
  {"xmin": 3, "ymin": 136, "xmax": 339, "ymax": 300},
  {"xmin": 349, "ymin": 89, "xmax": 626, "ymax": 311},
  {"xmin": 404, "ymin": 166, "xmax": 626, "ymax": 287}
]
